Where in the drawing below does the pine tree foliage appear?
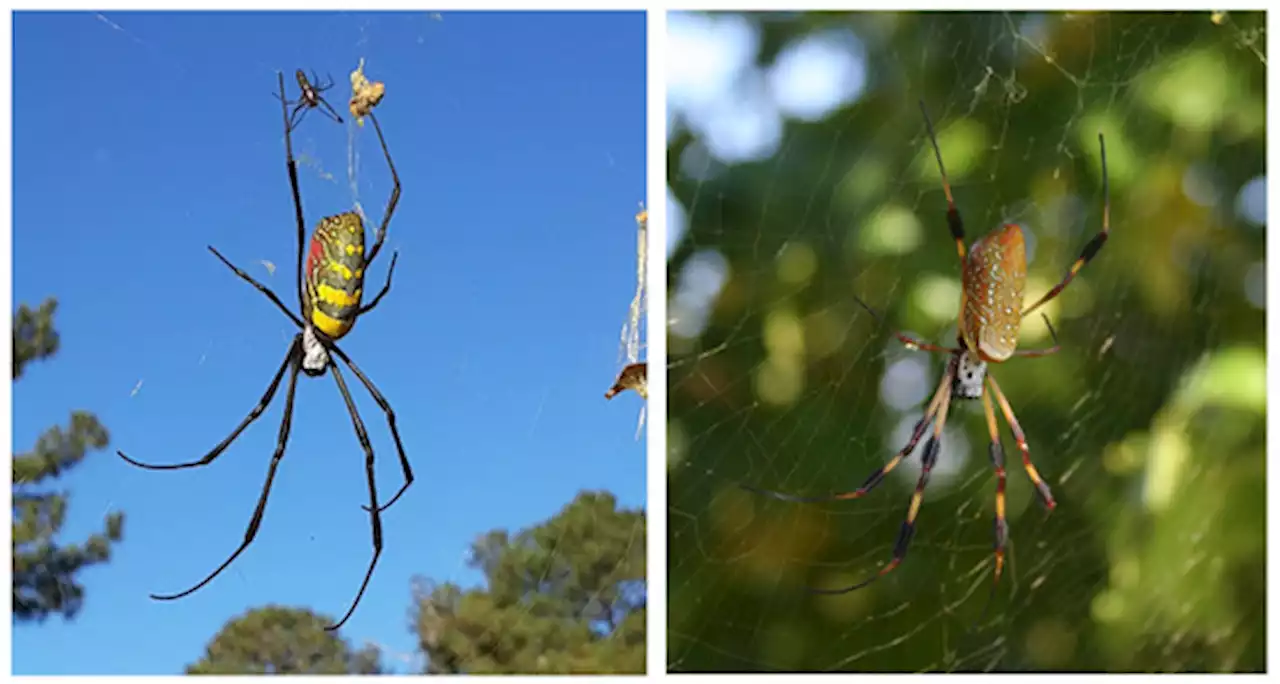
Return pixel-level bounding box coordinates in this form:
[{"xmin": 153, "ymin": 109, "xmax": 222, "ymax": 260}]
[{"xmin": 13, "ymin": 298, "xmax": 125, "ymax": 621}]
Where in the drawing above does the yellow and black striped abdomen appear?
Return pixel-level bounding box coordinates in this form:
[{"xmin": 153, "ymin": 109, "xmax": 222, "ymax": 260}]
[{"xmin": 305, "ymin": 212, "xmax": 366, "ymax": 340}]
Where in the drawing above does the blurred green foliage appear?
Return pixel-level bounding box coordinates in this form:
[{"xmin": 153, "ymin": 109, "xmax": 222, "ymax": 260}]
[{"xmin": 667, "ymin": 11, "xmax": 1264, "ymax": 673}]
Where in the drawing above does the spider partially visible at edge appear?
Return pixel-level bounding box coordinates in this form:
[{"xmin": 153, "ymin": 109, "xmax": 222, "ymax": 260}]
[
  {"xmin": 117, "ymin": 71, "xmax": 409, "ymax": 631},
  {"xmin": 279, "ymin": 68, "xmax": 345, "ymax": 130},
  {"xmin": 744, "ymin": 101, "xmax": 1110, "ymax": 599}
]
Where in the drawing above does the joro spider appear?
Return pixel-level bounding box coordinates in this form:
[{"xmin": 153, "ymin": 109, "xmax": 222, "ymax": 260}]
[
  {"xmin": 280, "ymin": 68, "xmax": 344, "ymax": 130},
  {"xmin": 117, "ymin": 71, "xmax": 410, "ymax": 631},
  {"xmin": 744, "ymin": 101, "xmax": 1110, "ymax": 597}
]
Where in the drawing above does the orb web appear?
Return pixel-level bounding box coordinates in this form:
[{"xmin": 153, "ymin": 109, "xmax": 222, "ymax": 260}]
[{"xmin": 666, "ymin": 11, "xmax": 1265, "ymax": 673}]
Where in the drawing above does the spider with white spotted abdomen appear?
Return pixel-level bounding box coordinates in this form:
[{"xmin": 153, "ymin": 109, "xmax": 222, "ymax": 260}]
[{"xmin": 743, "ymin": 100, "xmax": 1110, "ymax": 599}]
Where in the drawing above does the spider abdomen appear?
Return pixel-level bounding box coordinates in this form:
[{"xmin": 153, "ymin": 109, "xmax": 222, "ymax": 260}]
[
  {"xmin": 306, "ymin": 212, "xmax": 367, "ymax": 339},
  {"xmin": 960, "ymin": 223, "xmax": 1027, "ymax": 362}
]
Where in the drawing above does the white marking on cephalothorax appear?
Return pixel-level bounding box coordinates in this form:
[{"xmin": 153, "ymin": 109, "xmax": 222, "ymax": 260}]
[
  {"xmin": 302, "ymin": 325, "xmax": 330, "ymax": 374},
  {"xmin": 953, "ymin": 350, "xmax": 987, "ymax": 400}
]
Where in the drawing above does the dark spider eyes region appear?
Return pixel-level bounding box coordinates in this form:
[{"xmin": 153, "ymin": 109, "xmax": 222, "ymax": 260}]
[{"xmin": 115, "ymin": 68, "xmax": 407, "ymax": 632}]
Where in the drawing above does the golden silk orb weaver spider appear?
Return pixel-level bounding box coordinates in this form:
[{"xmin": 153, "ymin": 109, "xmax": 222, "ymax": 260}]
[
  {"xmin": 743, "ymin": 101, "xmax": 1110, "ymax": 598},
  {"xmin": 278, "ymin": 68, "xmax": 345, "ymax": 130},
  {"xmin": 116, "ymin": 71, "xmax": 409, "ymax": 631}
]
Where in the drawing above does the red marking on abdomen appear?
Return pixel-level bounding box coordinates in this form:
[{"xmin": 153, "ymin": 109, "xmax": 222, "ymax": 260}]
[{"xmin": 306, "ymin": 236, "xmax": 326, "ymax": 281}]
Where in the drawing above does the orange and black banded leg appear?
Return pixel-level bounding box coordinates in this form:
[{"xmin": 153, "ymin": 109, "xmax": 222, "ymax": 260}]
[
  {"xmin": 919, "ymin": 100, "xmax": 967, "ymax": 262},
  {"xmin": 327, "ymin": 360, "xmax": 384, "ymax": 631},
  {"xmin": 964, "ymin": 387, "xmax": 1011, "ymax": 630},
  {"xmin": 277, "ymin": 71, "xmax": 308, "ymax": 315},
  {"xmin": 852, "ymin": 295, "xmax": 962, "ymax": 355},
  {"xmin": 361, "ymin": 112, "xmax": 401, "ymax": 269},
  {"xmin": 741, "ymin": 369, "xmax": 951, "ymax": 504},
  {"xmin": 1022, "ymin": 133, "xmax": 1110, "ymax": 317},
  {"xmin": 358, "ymin": 251, "xmax": 399, "ymax": 316},
  {"xmin": 1012, "ymin": 314, "xmax": 1061, "ymax": 359},
  {"xmin": 328, "ymin": 344, "xmax": 414, "ymax": 516},
  {"xmin": 987, "ymin": 375, "xmax": 1056, "ymax": 510},
  {"xmin": 811, "ymin": 383, "xmax": 955, "ymax": 595},
  {"xmin": 148, "ymin": 339, "xmax": 304, "ymax": 602},
  {"xmin": 980, "ymin": 390, "xmax": 1009, "ymax": 588},
  {"xmin": 117, "ymin": 337, "xmax": 300, "ymax": 470},
  {"xmin": 207, "ymin": 246, "xmax": 305, "ymax": 329}
]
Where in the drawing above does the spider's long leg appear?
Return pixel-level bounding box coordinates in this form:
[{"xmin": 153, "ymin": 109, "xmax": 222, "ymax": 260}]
[
  {"xmin": 117, "ymin": 338, "xmax": 299, "ymax": 470},
  {"xmin": 919, "ymin": 100, "xmax": 967, "ymax": 262},
  {"xmin": 208, "ymin": 247, "xmax": 305, "ymax": 329},
  {"xmin": 362, "ymin": 112, "xmax": 401, "ymax": 268},
  {"xmin": 328, "ymin": 344, "xmax": 413, "ymax": 515},
  {"xmin": 314, "ymin": 96, "xmax": 345, "ymax": 125},
  {"xmin": 278, "ymin": 71, "xmax": 308, "ymax": 315},
  {"xmin": 326, "ymin": 361, "xmax": 384, "ymax": 631},
  {"xmin": 811, "ymin": 378, "xmax": 955, "ymax": 595},
  {"xmin": 1022, "ymin": 133, "xmax": 1110, "ymax": 318},
  {"xmin": 289, "ymin": 103, "xmax": 309, "ymax": 132},
  {"xmin": 987, "ymin": 375, "xmax": 1057, "ymax": 510},
  {"xmin": 741, "ymin": 369, "xmax": 950, "ymax": 504},
  {"xmin": 272, "ymin": 80, "xmax": 305, "ymax": 133},
  {"xmin": 357, "ymin": 251, "xmax": 399, "ymax": 316},
  {"xmin": 965, "ymin": 386, "xmax": 1011, "ymax": 630},
  {"xmin": 854, "ymin": 295, "xmax": 962, "ymax": 355},
  {"xmin": 1012, "ymin": 314, "xmax": 1060, "ymax": 359},
  {"xmin": 150, "ymin": 345, "xmax": 302, "ymax": 601},
  {"xmin": 980, "ymin": 390, "xmax": 1010, "ymax": 588}
]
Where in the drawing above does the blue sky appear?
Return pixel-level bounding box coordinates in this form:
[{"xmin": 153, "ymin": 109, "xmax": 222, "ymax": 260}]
[{"xmin": 13, "ymin": 11, "xmax": 647, "ymax": 675}]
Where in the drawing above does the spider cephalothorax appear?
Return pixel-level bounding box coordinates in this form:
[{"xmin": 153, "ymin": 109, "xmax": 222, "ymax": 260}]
[
  {"xmin": 744, "ymin": 99, "xmax": 1111, "ymax": 601},
  {"xmin": 952, "ymin": 349, "xmax": 988, "ymax": 400},
  {"xmin": 117, "ymin": 70, "xmax": 409, "ymax": 631}
]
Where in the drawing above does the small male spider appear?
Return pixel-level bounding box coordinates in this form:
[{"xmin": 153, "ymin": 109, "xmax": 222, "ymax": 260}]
[
  {"xmin": 117, "ymin": 71, "xmax": 409, "ymax": 631},
  {"xmin": 280, "ymin": 68, "xmax": 344, "ymax": 130},
  {"xmin": 744, "ymin": 101, "xmax": 1110, "ymax": 597}
]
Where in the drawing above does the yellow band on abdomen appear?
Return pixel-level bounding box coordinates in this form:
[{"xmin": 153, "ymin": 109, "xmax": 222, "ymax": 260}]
[
  {"xmin": 317, "ymin": 283, "xmax": 361, "ymax": 309},
  {"xmin": 311, "ymin": 307, "xmax": 354, "ymax": 339}
]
